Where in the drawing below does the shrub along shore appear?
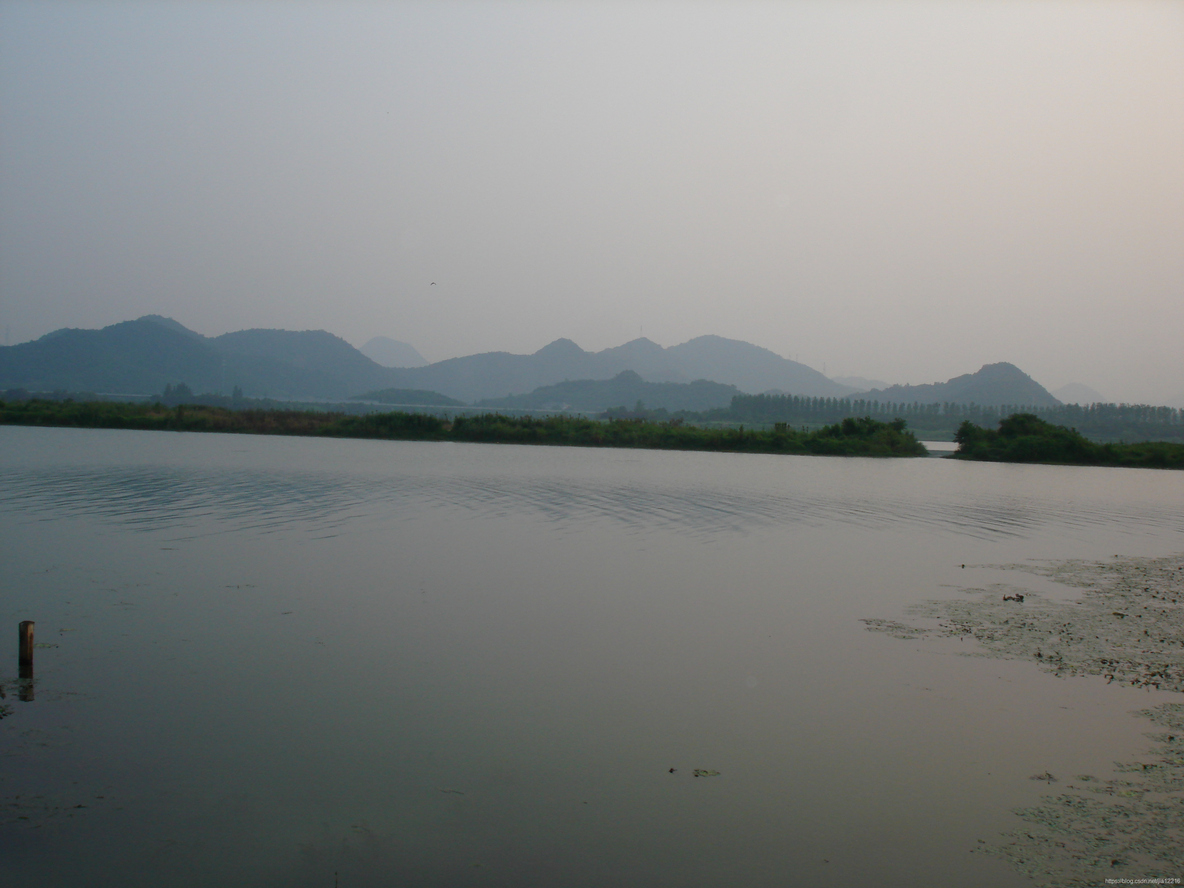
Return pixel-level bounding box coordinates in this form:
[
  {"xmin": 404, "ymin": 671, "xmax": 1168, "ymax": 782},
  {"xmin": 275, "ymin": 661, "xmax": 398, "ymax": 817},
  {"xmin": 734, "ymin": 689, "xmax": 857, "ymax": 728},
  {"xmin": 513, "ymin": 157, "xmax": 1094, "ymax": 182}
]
[
  {"xmin": 0, "ymin": 399, "xmax": 927, "ymax": 458},
  {"xmin": 6, "ymin": 399, "xmax": 1182, "ymax": 467},
  {"xmin": 951, "ymin": 413, "xmax": 1184, "ymax": 469}
]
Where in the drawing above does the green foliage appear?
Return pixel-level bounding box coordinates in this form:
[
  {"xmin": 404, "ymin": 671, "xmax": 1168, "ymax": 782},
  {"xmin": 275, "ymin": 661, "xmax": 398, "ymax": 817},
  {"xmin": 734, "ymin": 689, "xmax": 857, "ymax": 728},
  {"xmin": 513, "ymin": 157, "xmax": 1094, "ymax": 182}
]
[
  {"xmin": 720, "ymin": 394, "xmax": 1184, "ymax": 443},
  {"xmin": 0, "ymin": 400, "xmax": 928, "ymax": 458},
  {"xmin": 158, "ymin": 382, "xmax": 195, "ymax": 404},
  {"xmin": 807, "ymin": 415, "xmax": 921, "ymax": 456},
  {"xmin": 322, "ymin": 411, "xmax": 448, "ymax": 440},
  {"xmin": 0, "ymin": 398, "xmax": 347, "ymax": 436},
  {"xmin": 952, "ymin": 413, "xmax": 1184, "ymax": 469},
  {"xmin": 443, "ymin": 412, "xmax": 925, "ymax": 456}
]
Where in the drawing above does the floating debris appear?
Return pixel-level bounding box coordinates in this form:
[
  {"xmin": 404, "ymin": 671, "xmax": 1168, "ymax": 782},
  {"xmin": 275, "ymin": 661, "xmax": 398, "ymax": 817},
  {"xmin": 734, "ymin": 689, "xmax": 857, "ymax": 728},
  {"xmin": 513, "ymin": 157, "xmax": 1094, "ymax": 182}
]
[
  {"xmin": 865, "ymin": 553, "xmax": 1184, "ymax": 888},
  {"xmin": 692, "ymin": 769, "xmax": 720, "ymax": 778},
  {"xmin": 1, "ymin": 790, "xmax": 109, "ymax": 828}
]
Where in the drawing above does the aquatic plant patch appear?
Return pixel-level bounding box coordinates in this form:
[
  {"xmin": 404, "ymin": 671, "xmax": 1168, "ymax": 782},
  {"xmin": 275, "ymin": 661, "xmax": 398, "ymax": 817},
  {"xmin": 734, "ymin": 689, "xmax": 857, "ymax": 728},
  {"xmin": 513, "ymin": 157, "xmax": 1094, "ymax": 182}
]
[{"xmin": 864, "ymin": 554, "xmax": 1184, "ymax": 887}]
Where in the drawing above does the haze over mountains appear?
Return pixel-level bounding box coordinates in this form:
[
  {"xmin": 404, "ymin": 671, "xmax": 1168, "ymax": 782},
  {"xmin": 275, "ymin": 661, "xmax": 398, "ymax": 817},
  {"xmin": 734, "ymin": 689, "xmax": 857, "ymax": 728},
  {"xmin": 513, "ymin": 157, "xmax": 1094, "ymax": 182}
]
[
  {"xmin": 379, "ymin": 333, "xmax": 851, "ymax": 403},
  {"xmin": 0, "ymin": 315, "xmax": 1078, "ymax": 412},
  {"xmin": 359, "ymin": 337, "xmax": 428, "ymax": 369},
  {"xmin": 1053, "ymin": 382, "xmax": 1105, "ymax": 405}
]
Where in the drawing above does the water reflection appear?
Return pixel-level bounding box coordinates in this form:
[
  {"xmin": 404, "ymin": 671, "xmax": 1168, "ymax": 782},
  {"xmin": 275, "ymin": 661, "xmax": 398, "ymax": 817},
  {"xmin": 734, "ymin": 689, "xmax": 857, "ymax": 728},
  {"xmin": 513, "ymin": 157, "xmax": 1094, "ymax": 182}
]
[
  {"xmin": 17, "ymin": 621, "xmax": 33, "ymax": 701},
  {"xmin": 0, "ymin": 678, "xmax": 32, "ymax": 706},
  {"xmin": 0, "ymin": 674, "xmax": 34, "ymax": 707}
]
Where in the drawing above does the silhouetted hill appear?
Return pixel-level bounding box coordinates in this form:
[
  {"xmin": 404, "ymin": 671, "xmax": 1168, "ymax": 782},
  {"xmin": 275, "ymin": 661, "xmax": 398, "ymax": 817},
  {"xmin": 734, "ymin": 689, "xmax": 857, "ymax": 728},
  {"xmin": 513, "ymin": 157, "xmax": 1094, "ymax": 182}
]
[
  {"xmin": 0, "ymin": 319, "xmax": 223, "ymax": 394},
  {"xmin": 0, "ymin": 318, "xmax": 402, "ymax": 400},
  {"xmin": 852, "ymin": 363, "xmax": 1060, "ymax": 408},
  {"xmin": 665, "ymin": 335, "xmax": 854, "ymax": 397},
  {"xmin": 593, "ymin": 338, "xmax": 688, "ymax": 382},
  {"xmin": 209, "ymin": 328, "xmax": 396, "ymax": 399},
  {"xmin": 477, "ymin": 370, "xmax": 740, "ymax": 413},
  {"xmin": 383, "ymin": 340, "xmax": 600, "ymax": 402}
]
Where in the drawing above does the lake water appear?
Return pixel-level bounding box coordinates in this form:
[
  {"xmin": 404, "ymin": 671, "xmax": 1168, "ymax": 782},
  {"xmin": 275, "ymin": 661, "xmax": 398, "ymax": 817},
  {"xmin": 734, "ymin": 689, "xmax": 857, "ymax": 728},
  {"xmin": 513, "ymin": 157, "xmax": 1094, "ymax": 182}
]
[{"xmin": 2, "ymin": 426, "xmax": 1182, "ymax": 887}]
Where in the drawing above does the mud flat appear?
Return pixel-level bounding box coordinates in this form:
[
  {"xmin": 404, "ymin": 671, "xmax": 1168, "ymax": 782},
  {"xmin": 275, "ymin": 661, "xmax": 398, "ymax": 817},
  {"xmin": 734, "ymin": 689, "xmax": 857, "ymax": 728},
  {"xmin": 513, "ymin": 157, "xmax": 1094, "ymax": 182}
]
[{"xmin": 865, "ymin": 554, "xmax": 1184, "ymax": 887}]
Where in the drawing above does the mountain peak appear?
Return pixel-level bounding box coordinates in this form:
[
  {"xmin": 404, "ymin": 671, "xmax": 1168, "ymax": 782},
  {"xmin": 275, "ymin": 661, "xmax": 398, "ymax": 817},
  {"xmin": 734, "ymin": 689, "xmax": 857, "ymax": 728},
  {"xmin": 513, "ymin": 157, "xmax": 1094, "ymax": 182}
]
[
  {"xmin": 134, "ymin": 315, "xmax": 204, "ymax": 340},
  {"xmin": 534, "ymin": 338, "xmax": 586, "ymax": 358},
  {"xmin": 665, "ymin": 335, "xmax": 852, "ymax": 396},
  {"xmin": 855, "ymin": 362, "xmax": 1060, "ymax": 407},
  {"xmin": 614, "ymin": 337, "xmax": 663, "ymax": 351},
  {"xmin": 976, "ymin": 362, "xmax": 1026, "ymax": 378}
]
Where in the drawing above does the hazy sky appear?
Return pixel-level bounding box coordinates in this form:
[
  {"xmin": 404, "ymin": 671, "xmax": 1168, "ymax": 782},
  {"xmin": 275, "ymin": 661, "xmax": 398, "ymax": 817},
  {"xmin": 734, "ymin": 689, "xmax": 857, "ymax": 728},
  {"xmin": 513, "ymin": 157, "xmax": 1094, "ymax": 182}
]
[{"xmin": 2, "ymin": 1, "xmax": 1181, "ymax": 403}]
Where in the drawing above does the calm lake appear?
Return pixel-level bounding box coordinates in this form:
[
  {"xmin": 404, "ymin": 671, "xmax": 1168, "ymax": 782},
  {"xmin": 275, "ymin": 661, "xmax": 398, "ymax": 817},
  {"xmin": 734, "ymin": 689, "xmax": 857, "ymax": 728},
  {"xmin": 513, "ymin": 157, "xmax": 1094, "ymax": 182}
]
[{"xmin": 2, "ymin": 425, "xmax": 1182, "ymax": 887}]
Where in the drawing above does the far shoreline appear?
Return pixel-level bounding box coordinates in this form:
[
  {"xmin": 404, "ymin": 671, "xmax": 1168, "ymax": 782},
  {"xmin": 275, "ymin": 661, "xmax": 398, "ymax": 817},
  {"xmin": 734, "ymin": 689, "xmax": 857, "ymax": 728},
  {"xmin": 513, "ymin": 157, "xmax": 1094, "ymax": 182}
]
[{"xmin": 0, "ymin": 399, "xmax": 929, "ymax": 459}]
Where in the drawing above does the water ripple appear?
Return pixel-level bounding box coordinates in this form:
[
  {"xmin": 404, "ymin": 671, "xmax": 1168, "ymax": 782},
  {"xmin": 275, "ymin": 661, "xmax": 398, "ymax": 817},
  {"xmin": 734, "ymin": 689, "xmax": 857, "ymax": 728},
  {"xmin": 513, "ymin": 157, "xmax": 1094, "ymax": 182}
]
[{"xmin": 5, "ymin": 454, "xmax": 1182, "ymax": 544}]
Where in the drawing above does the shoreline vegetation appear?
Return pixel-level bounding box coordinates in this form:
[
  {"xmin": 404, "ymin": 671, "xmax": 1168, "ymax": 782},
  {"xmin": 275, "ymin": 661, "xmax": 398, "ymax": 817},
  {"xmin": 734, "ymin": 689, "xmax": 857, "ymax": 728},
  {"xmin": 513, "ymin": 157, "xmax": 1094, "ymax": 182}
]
[
  {"xmin": 711, "ymin": 394, "xmax": 1184, "ymax": 443},
  {"xmin": 0, "ymin": 398, "xmax": 927, "ymax": 457},
  {"xmin": 3, "ymin": 399, "xmax": 1183, "ymax": 467},
  {"xmin": 7, "ymin": 381, "xmax": 1184, "ymax": 445},
  {"xmin": 951, "ymin": 413, "xmax": 1184, "ymax": 470}
]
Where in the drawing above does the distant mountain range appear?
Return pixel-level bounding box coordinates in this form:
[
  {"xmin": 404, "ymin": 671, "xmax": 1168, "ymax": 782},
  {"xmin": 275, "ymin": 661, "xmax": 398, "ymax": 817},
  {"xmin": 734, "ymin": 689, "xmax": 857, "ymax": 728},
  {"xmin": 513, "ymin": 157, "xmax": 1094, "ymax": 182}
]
[
  {"xmin": 378, "ymin": 333, "xmax": 852, "ymax": 402},
  {"xmin": 0, "ymin": 315, "xmax": 1067, "ymax": 410}
]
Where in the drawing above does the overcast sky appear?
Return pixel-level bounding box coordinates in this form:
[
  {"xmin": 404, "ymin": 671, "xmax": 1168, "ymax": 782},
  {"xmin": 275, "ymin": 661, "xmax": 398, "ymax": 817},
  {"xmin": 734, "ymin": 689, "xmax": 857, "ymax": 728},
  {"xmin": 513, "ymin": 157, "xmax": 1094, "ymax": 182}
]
[{"xmin": 2, "ymin": 1, "xmax": 1181, "ymax": 403}]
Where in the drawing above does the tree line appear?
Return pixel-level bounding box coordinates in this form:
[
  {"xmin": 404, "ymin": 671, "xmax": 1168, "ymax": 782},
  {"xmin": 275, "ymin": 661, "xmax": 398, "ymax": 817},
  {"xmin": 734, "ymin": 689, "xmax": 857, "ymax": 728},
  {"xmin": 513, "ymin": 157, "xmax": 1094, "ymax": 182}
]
[
  {"xmin": 0, "ymin": 399, "xmax": 929, "ymax": 458},
  {"xmin": 715, "ymin": 395, "xmax": 1184, "ymax": 442}
]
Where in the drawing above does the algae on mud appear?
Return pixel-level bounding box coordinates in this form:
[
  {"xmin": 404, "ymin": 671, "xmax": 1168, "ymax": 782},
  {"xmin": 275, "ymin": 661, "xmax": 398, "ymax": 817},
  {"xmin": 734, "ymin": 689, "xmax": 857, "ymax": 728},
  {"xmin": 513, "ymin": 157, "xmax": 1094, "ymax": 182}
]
[{"xmin": 865, "ymin": 554, "xmax": 1184, "ymax": 887}]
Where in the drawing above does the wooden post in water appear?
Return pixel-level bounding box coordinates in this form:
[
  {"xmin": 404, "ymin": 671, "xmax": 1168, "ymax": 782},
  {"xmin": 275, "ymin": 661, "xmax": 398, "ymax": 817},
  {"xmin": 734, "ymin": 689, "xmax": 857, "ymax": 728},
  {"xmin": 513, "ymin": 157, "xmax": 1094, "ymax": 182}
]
[
  {"xmin": 18, "ymin": 621, "xmax": 33, "ymax": 667},
  {"xmin": 18, "ymin": 621, "xmax": 34, "ymax": 700}
]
